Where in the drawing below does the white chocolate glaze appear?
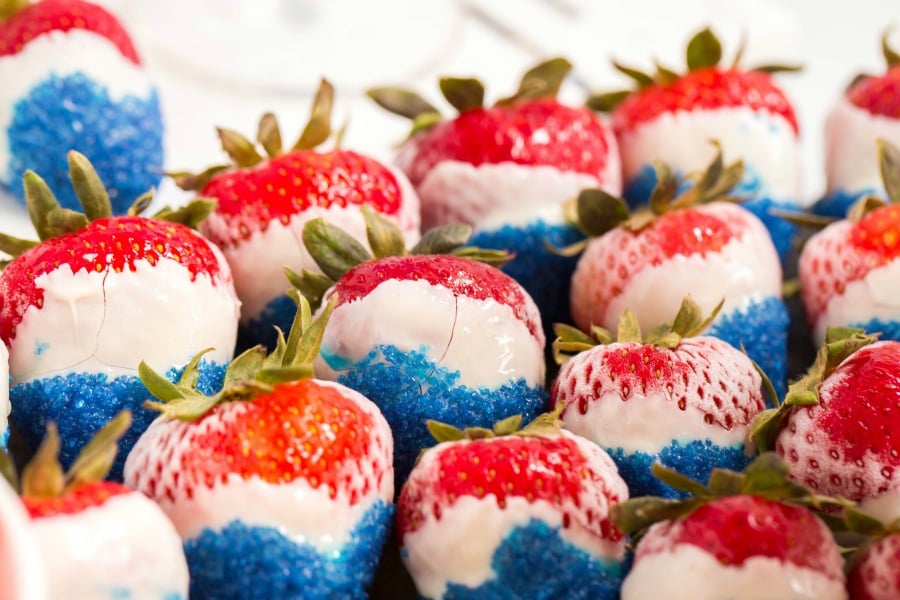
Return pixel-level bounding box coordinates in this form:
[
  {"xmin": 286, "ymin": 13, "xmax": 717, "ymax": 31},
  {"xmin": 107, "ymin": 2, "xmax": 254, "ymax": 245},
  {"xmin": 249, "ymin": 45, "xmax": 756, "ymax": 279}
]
[{"xmin": 825, "ymin": 96, "xmax": 900, "ymax": 195}]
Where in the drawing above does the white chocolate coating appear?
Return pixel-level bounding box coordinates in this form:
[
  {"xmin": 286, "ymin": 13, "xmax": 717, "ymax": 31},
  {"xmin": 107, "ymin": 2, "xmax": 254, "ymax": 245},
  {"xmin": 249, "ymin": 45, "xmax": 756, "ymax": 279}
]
[
  {"xmin": 0, "ymin": 477, "xmax": 47, "ymax": 600},
  {"xmin": 30, "ymin": 491, "xmax": 189, "ymax": 599},
  {"xmin": 618, "ymin": 106, "xmax": 802, "ymax": 203},
  {"xmin": 9, "ymin": 253, "xmax": 240, "ymax": 384},
  {"xmin": 315, "ymin": 278, "xmax": 545, "ymax": 389},
  {"xmin": 622, "ymin": 544, "xmax": 846, "ymax": 600}
]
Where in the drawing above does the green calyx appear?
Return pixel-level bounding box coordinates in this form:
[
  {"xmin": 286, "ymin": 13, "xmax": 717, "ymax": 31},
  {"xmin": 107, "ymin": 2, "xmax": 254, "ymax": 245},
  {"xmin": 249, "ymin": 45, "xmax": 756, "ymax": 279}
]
[
  {"xmin": 552, "ymin": 295, "xmax": 723, "ymax": 365},
  {"xmin": 426, "ymin": 402, "xmax": 567, "ymax": 446},
  {"xmin": 172, "ymin": 79, "xmax": 336, "ymax": 192},
  {"xmin": 587, "ymin": 27, "xmax": 801, "ymax": 112},
  {"xmin": 883, "ymin": 28, "xmax": 900, "ymax": 68},
  {"xmin": 0, "ymin": 151, "xmax": 215, "ymax": 265},
  {"xmin": 293, "ymin": 206, "xmax": 512, "ymax": 310},
  {"xmin": 0, "ymin": 410, "xmax": 132, "ymax": 498},
  {"xmin": 610, "ymin": 452, "xmax": 853, "ymax": 546},
  {"xmin": 555, "ymin": 142, "xmax": 743, "ymax": 256},
  {"xmin": 748, "ymin": 326, "xmax": 879, "ymax": 454},
  {"xmin": 140, "ymin": 294, "xmax": 334, "ymax": 422},
  {"xmin": 367, "ymin": 57, "xmax": 573, "ymax": 136}
]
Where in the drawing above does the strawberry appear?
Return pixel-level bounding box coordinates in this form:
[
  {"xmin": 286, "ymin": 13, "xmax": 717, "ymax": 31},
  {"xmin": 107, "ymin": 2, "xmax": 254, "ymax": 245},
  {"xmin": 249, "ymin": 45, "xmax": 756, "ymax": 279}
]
[
  {"xmin": 369, "ymin": 58, "xmax": 621, "ymax": 336},
  {"xmin": 568, "ymin": 149, "xmax": 789, "ymax": 397},
  {"xmin": 9, "ymin": 411, "xmax": 189, "ymax": 599},
  {"xmin": 0, "ymin": 152, "xmax": 240, "ymax": 480},
  {"xmin": 397, "ymin": 412, "xmax": 629, "ymax": 599},
  {"xmin": 174, "ymin": 80, "xmax": 420, "ymax": 353},
  {"xmin": 751, "ymin": 328, "xmax": 900, "ymax": 505},
  {"xmin": 588, "ymin": 27, "xmax": 802, "ymax": 263},
  {"xmin": 816, "ymin": 32, "xmax": 900, "ymax": 217},
  {"xmin": 124, "ymin": 297, "xmax": 394, "ymax": 600},
  {"xmin": 838, "ymin": 507, "xmax": 900, "ymax": 600},
  {"xmin": 551, "ymin": 297, "xmax": 766, "ymax": 498},
  {"xmin": 800, "ymin": 140, "xmax": 900, "ymax": 343},
  {"xmin": 0, "ymin": 0, "xmax": 163, "ymax": 213},
  {"xmin": 297, "ymin": 211, "xmax": 547, "ymax": 485},
  {"xmin": 613, "ymin": 454, "xmax": 848, "ymax": 600}
]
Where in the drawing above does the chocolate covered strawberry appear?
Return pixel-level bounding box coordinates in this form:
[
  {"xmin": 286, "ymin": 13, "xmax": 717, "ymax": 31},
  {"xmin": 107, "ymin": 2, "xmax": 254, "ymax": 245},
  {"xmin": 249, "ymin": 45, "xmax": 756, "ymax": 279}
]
[
  {"xmin": 370, "ymin": 58, "xmax": 621, "ymax": 335},
  {"xmin": 125, "ymin": 297, "xmax": 394, "ymax": 599},
  {"xmin": 589, "ymin": 27, "xmax": 802, "ymax": 262},
  {"xmin": 552, "ymin": 297, "xmax": 766, "ymax": 498},
  {"xmin": 0, "ymin": 152, "xmax": 240, "ymax": 479},
  {"xmin": 614, "ymin": 454, "xmax": 848, "ymax": 599},
  {"xmin": 398, "ymin": 412, "xmax": 628, "ymax": 599},
  {"xmin": 299, "ymin": 211, "xmax": 546, "ymax": 484},
  {"xmin": 816, "ymin": 32, "xmax": 900, "ymax": 217},
  {"xmin": 800, "ymin": 140, "xmax": 900, "ymax": 344},
  {"xmin": 568, "ymin": 149, "xmax": 789, "ymax": 396},
  {"xmin": 175, "ymin": 80, "xmax": 420, "ymax": 351},
  {"xmin": 11, "ymin": 411, "xmax": 189, "ymax": 599},
  {"xmin": 0, "ymin": 0, "xmax": 163, "ymax": 213},
  {"xmin": 751, "ymin": 327, "xmax": 899, "ymax": 506}
]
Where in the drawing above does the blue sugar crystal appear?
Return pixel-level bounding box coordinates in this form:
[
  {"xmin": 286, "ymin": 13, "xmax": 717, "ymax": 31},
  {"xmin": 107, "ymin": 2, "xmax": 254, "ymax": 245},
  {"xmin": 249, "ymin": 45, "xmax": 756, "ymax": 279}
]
[
  {"xmin": 238, "ymin": 293, "xmax": 296, "ymax": 352},
  {"xmin": 707, "ymin": 296, "xmax": 789, "ymax": 400},
  {"xmin": 470, "ymin": 220, "xmax": 584, "ymax": 340},
  {"xmin": 812, "ymin": 187, "xmax": 879, "ymax": 219},
  {"xmin": 607, "ymin": 440, "xmax": 749, "ymax": 499},
  {"xmin": 184, "ymin": 499, "xmax": 393, "ymax": 600},
  {"xmin": 849, "ymin": 317, "xmax": 900, "ymax": 342},
  {"xmin": 10, "ymin": 360, "xmax": 225, "ymax": 481},
  {"xmin": 329, "ymin": 344, "xmax": 547, "ymax": 485},
  {"xmin": 442, "ymin": 518, "xmax": 622, "ymax": 600},
  {"xmin": 4, "ymin": 72, "xmax": 164, "ymax": 214},
  {"xmin": 624, "ymin": 163, "xmax": 799, "ymax": 263}
]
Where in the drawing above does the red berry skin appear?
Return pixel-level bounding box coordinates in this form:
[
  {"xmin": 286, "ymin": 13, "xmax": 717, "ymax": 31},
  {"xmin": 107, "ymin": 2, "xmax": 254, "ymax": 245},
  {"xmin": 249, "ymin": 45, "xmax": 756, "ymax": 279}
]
[
  {"xmin": 399, "ymin": 99, "xmax": 615, "ymax": 186},
  {"xmin": 776, "ymin": 341, "xmax": 900, "ymax": 502},
  {"xmin": 0, "ymin": 0, "xmax": 140, "ymax": 63},
  {"xmin": 22, "ymin": 481, "xmax": 131, "ymax": 519},
  {"xmin": 199, "ymin": 149, "xmax": 408, "ymax": 249},
  {"xmin": 611, "ymin": 68, "xmax": 799, "ymax": 136},
  {"xmin": 847, "ymin": 67, "xmax": 900, "ymax": 119},
  {"xmin": 848, "ymin": 533, "xmax": 900, "ymax": 600}
]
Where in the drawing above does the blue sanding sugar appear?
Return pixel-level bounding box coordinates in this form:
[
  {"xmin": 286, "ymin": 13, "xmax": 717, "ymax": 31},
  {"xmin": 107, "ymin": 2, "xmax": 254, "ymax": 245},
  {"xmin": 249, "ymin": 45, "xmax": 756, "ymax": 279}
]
[
  {"xmin": 624, "ymin": 163, "xmax": 799, "ymax": 263},
  {"xmin": 607, "ymin": 440, "xmax": 750, "ymax": 499},
  {"xmin": 238, "ymin": 293, "xmax": 297, "ymax": 353},
  {"xmin": 328, "ymin": 344, "xmax": 547, "ymax": 485},
  {"xmin": 10, "ymin": 360, "xmax": 225, "ymax": 481},
  {"xmin": 812, "ymin": 188, "xmax": 879, "ymax": 219},
  {"xmin": 707, "ymin": 296, "xmax": 789, "ymax": 400},
  {"xmin": 4, "ymin": 72, "xmax": 164, "ymax": 214},
  {"xmin": 850, "ymin": 318, "xmax": 900, "ymax": 342},
  {"xmin": 184, "ymin": 499, "xmax": 393, "ymax": 600},
  {"xmin": 469, "ymin": 221, "xmax": 584, "ymax": 340},
  {"xmin": 442, "ymin": 518, "xmax": 622, "ymax": 600}
]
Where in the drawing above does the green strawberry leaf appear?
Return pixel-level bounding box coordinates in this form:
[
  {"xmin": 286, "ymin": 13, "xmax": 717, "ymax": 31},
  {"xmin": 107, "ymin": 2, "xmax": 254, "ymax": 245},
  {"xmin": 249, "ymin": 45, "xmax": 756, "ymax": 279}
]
[
  {"xmin": 883, "ymin": 28, "xmax": 900, "ymax": 67},
  {"xmin": 497, "ymin": 57, "xmax": 573, "ymax": 105},
  {"xmin": 492, "ymin": 414, "xmax": 523, "ymax": 436},
  {"xmin": 65, "ymin": 410, "xmax": 131, "ymax": 489},
  {"xmin": 23, "ymin": 170, "xmax": 61, "ymax": 242},
  {"xmin": 439, "ymin": 77, "xmax": 485, "ymax": 113},
  {"xmin": 878, "ymin": 138, "xmax": 900, "ymax": 204},
  {"xmin": 651, "ymin": 462, "xmax": 711, "ymax": 497},
  {"xmin": 68, "ymin": 151, "xmax": 112, "ymax": 221},
  {"xmin": 153, "ymin": 198, "xmax": 216, "ymax": 230},
  {"xmin": 612, "ymin": 61, "xmax": 654, "ymax": 87},
  {"xmin": 649, "ymin": 161, "xmax": 678, "ymax": 214},
  {"xmin": 0, "ymin": 232, "xmax": 37, "ymax": 258},
  {"xmin": 367, "ymin": 87, "xmax": 440, "ymax": 119},
  {"xmin": 751, "ymin": 64, "xmax": 803, "ymax": 74},
  {"xmin": 303, "ymin": 218, "xmax": 373, "ymax": 281},
  {"xmin": 217, "ymin": 127, "xmax": 264, "ymax": 168},
  {"xmin": 585, "ymin": 90, "xmax": 631, "ymax": 113},
  {"xmin": 127, "ymin": 189, "xmax": 155, "ymax": 216},
  {"xmin": 686, "ymin": 27, "xmax": 722, "ymax": 71},
  {"xmin": 575, "ymin": 188, "xmax": 630, "ymax": 237},
  {"xmin": 293, "ymin": 79, "xmax": 334, "ymax": 150},
  {"xmin": 256, "ymin": 112, "xmax": 283, "ymax": 158},
  {"xmin": 426, "ymin": 420, "xmax": 466, "ymax": 443},
  {"xmin": 615, "ymin": 310, "xmax": 643, "ymax": 343},
  {"xmin": 410, "ymin": 223, "xmax": 472, "ymax": 255},
  {"xmin": 707, "ymin": 468, "xmax": 744, "ymax": 496},
  {"xmin": 169, "ymin": 165, "xmax": 229, "ymax": 192},
  {"xmin": 45, "ymin": 208, "xmax": 89, "ymax": 237},
  {"xmin": 362, "ymin": 205, "xmax": 407, "ymax": 259},
  {"xmin": 21, "ymin": 422, "xmax": 65, "ymax": 499},
  {"xmin": 285, "ymin": 267, "xmax": 333, "ymax": 311},
  {"xmin": 611, "ymin": 496, "xmax": 705, "ymax": 536}
]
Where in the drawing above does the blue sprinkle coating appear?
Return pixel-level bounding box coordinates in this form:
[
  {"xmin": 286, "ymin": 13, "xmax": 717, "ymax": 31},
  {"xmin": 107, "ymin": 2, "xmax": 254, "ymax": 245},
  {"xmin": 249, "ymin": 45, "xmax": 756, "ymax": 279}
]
[
  {"xmin": 327, "ymin": 344, "xmax": 547, "ymax": 485},
  {"xmin": 469, "ymin": 220, "xmax": 584, "ymax": 340},
  {"xmin": 4, "ymin": 72, "xmax": 164, "ymax": 214},
  {"xmin": 812, "ymin": 187, "xmax": 879, "ymax": 219},
  {"xmin": 104, "ymin": 587, "xmax": 184, "ymax": 600},
  {"xmin": 708, "ymin": 296, "xmax": 789, "ymax": 400},
  {"xmin": 624, "ymin": 163, "xmax": 798, "ymax": 263},
  {"xmin": 238, "ymin": 293, "xmax": 296, "ymax": 353},
  {"xmin": 849, "ymin": 317, "xmax": 900, "ymax": 341},
  {"xmin": 184, "ymin": 499, "xmax": 393, "ymax": 600},
  {"xmin": 10, "ymin": 360, "xmax": 225, "ymax": 481},
  {"xmin": 442, "ymin": 518, "xmax": 622, "ymax": 600},
  {"xmin": 607, "ymin": 440, "xmax": 749, "ymax": 499}
]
